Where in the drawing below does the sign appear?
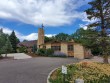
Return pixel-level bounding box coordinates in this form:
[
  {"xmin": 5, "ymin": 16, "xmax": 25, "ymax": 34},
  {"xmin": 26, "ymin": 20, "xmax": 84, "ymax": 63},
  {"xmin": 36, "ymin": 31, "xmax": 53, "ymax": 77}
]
[
  {"xmin": 75, "ymin": 79, "xmax": 84, "ymax": 83},
  {"xmin": 62, "ymin": 65, "xmax": 67, "ymax": 74}
]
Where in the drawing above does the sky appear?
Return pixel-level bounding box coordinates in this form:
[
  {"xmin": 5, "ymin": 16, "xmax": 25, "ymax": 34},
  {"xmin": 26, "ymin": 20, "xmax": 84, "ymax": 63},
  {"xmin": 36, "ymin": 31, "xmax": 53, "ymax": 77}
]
[{"xmin": 0, "ymin": 0, "xmax": 93, "ymax": 41}]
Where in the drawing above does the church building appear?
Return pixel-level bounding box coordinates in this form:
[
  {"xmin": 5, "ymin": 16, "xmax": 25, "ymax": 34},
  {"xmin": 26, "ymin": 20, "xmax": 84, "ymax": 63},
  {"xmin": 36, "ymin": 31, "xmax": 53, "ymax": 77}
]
[{"xmin": 37, "ymin": 26, "xmax": 92, "ymax": 59}]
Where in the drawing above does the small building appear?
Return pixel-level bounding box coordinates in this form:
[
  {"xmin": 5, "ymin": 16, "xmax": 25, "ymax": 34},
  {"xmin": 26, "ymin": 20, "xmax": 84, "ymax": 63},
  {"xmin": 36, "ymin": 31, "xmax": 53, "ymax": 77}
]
[{"xmin": 37, "ymin": 26, "xmax": 92, "ymax": 59}]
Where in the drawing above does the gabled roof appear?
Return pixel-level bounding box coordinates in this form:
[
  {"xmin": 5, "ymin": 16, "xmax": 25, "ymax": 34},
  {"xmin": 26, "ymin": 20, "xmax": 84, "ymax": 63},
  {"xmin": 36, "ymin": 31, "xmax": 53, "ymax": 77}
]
[{"xmin": 17, "ymin": 40, "xmax": 37, "ymax": 48}]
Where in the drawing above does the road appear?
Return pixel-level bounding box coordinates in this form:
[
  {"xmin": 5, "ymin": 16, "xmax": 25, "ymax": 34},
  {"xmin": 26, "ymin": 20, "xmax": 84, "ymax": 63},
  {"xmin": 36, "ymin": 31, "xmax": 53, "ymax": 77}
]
[{"xmin": 0, "ymin": 57, "xmax": 79, "ymax": 83}]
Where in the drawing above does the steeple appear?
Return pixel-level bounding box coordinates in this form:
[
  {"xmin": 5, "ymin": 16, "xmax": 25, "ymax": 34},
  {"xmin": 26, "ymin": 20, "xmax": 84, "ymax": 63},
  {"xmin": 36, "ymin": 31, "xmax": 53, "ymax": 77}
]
[{"xmin": 37, "ymin": 24, "xmax": 45, "ymax": 48}]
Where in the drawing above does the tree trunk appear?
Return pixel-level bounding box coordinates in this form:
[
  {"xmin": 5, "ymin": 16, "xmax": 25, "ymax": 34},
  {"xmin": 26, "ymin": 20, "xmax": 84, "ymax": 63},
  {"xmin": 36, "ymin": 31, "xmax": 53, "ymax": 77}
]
[{"xmin": 103, "ymin": 55, "xmax": 109, "ymax": 64}]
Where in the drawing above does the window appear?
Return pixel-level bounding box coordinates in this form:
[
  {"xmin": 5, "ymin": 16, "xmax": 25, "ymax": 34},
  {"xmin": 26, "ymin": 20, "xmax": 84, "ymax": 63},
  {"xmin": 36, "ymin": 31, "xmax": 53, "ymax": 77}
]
[
  {"xmin": 51, "ymin": 46, "xmax": 61, "ymax": 51},
  {"xmin": 68, "ymin": 45, "xmax": 73, "ymax": 51}
]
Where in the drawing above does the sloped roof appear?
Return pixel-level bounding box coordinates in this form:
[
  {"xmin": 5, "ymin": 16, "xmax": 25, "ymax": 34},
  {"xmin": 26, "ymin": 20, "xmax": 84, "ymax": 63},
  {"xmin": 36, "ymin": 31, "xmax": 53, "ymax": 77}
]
[
  {"xmin": 17, "ymin": 40, "xmax": 37, "ymax": 48},
  {"xmin": 44, "ymin": 40, "xmax": 74, "ymax": 44}
]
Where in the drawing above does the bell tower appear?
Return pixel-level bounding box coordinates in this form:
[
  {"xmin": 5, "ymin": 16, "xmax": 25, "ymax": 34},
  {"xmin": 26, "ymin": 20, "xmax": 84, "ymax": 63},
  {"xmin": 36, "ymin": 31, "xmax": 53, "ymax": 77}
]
[{"xmin": 37, "ymin": 24, "xmax": 45, "ymax": 48}]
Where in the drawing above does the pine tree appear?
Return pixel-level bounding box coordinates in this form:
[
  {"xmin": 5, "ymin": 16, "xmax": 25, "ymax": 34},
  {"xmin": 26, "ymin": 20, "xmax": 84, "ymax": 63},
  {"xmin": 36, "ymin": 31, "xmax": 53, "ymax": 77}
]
[
  {"xmin": 9, "ymin": 31, "xmax": 17, "ymax": 53},
  {"xmin": 85, "ymin": 0, "xmax": 110, "ymax": 63}
]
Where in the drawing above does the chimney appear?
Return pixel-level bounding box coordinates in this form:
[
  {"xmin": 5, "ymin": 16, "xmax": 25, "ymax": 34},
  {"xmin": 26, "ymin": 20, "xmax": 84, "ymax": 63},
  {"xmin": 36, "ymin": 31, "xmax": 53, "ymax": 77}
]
[{"xmin": 37, "ymin": 25, "xmax": 44, "ymax": 48}]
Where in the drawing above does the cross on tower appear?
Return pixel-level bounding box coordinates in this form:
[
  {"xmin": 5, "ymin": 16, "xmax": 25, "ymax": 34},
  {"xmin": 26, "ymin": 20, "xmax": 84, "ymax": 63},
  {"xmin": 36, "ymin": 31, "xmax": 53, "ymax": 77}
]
[{"xmin": 42, "ymin": 24, "xmax": 44, "ymax": 29}]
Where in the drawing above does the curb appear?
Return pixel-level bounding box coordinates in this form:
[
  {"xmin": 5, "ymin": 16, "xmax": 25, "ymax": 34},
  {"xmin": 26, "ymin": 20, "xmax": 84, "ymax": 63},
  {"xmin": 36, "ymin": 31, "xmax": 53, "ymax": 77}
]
[
  {"xmin": 47, "ymin": 67, "xmax": 59, "ymax": 83},
  {"xmin": 47, "ymin": 60, "xmax": 80, "ymax": 83}
]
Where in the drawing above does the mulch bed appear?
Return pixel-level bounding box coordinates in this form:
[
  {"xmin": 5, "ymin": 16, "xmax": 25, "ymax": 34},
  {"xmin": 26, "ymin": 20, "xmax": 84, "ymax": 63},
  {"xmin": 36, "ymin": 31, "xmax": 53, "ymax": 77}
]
[{"xmin": 26, "ymin": 53, "xmax": 38, "ymax": 57}]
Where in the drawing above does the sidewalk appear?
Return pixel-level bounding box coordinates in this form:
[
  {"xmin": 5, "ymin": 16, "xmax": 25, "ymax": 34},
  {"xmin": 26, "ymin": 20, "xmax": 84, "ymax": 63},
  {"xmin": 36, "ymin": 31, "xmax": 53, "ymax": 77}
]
[
  {"xmin": 2, "ymin": 53, "xmax": 32, "ymax": 59},
  {"xmin": 83, "ymin": 56, "xmax": 110, "ymax": 63}
]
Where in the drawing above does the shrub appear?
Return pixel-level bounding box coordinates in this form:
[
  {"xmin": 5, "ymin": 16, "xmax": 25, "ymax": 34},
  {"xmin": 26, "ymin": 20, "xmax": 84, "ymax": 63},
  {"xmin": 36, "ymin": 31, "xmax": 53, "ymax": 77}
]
[
  {"xmin": 37, "ymin": 48, "xmax": 54, "ymax": 56},
  {"xmin": 49, "ymin": 62, "xmax": 110, "ymax": 83},
  {"xmin": 45, "ymin": 48, "xmax": 54, "ymax": 56},
  {"xmin": 18, "ymin": 46, "xmax": 27, "ymax": 53},
  {"xmin": 37, "ymin": 48, "xmax": 67, "ymax": 57},
  {"xmin": 37, "ymin": 48, "xmax": 46, "ymax": 56},
  {"xmin": 53, "ymin": 51, "xmax": 67, "ymax": 57}
]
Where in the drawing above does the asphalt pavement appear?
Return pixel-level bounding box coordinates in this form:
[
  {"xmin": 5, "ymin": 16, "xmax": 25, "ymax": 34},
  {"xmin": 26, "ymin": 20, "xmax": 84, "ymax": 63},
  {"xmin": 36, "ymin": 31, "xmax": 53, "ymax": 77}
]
[{"xmin": 0, "ymin": 57, "xmax": 79, "ymax": 83}]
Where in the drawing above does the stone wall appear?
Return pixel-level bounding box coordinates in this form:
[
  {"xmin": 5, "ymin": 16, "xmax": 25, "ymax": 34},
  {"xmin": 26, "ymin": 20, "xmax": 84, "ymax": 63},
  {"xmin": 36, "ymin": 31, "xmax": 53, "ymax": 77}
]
[
  {"xmin": 46, "ymin": 44, "xmax": 51, "ymax": 49},
  {"xmin": 61, "ymin": 43, "xmax": 68, "ymax": 55}
]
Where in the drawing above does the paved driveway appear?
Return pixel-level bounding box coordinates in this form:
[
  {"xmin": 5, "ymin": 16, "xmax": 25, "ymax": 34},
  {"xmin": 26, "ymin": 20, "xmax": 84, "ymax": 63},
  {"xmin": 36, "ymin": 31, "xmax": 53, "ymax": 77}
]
[
  {"xmin": 2, "ymin": 53, "xmax": 32, "ymax": 59},
  {"xmin": 0, "ymin": 57, "xmax": 79, "ymax": 83}
]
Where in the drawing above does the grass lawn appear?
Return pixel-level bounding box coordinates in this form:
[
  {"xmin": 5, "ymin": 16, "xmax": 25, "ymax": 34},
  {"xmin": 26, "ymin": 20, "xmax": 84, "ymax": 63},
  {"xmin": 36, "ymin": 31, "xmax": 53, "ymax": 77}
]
[{"xmin": 49, "ymin": 61, "xmax": 110, "ymax": 83}]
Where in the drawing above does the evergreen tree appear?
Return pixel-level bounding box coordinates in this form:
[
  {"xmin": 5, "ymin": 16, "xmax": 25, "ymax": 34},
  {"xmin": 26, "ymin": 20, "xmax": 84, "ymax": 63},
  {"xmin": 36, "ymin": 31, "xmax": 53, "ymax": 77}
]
[
  {"xmin": 9, "ymin": 31, "xmax": 17, "ymax": 53},
  {"xmin": 0, "ymin": 29, "xmax": 13, "ymax": 57},
  {"xmin": 0, "ymin": 32, "xmax": 8, "ymax": 49},
  {"xmin": 85, "ymin": 0, "xmax": 110, "ymax": 63},
  {"xmin": 2, "ymin": 37, "xmax": 13, "ymax": 57}
]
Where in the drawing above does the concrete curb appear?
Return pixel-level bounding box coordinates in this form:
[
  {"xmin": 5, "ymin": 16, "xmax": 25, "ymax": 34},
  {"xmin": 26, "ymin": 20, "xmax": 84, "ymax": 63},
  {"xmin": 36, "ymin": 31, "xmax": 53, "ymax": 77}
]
[
  {"xmin": 47, "ymin": 61, "xmax": 80, "ymax": 83},
  {"xmin": 47, "ymin": 67, "xmax": 59, "ymax": 83}
]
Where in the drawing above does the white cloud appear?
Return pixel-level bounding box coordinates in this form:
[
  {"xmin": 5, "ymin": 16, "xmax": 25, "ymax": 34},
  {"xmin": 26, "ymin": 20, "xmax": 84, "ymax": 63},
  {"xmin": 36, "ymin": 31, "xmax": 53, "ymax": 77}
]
[
  {"xmin": 17, "ymin": 33, "xmax": 38, "ymax": 41},
  {"xmin": 79, "ymin": 24, "xmax": 87, "ymax": 30},
  {"xmin": 0, "ymin": 26, "xmax": 55, "ymax": 41},
  {"xmin": 82, "ymin": 13, "xmax": 98, "ymax": 23},
  {"xmin": 79, "ymin": 12, "xmax": 98, "ymax": 30},
  {"xmin": 45, "ymin": 34, "xmax": 56, "ymax": 37},
  {"xmin": 0, "ymin": 0, "xmax": 89, "ymax": 26}
]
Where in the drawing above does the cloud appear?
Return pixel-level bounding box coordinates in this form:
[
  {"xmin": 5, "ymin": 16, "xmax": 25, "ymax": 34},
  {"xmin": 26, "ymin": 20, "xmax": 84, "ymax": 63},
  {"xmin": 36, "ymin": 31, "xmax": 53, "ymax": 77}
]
[
  {"xmin": 0, "ymin": 0, "xmax": 89, "ymax": 26},
  {"xmin": 0, "ymin": 26, "xmax": 55, "ymax": 41},
  {"xmin": 79, "ymin": 12, "xmax": 98, "ymax": 30},
  {"xmin": 79, "ymin": 24, "xmax": 87, "ymax": 30},
  {"xmin": 45, "ymin": 34, "xmax": 56, "ymax": 37}
]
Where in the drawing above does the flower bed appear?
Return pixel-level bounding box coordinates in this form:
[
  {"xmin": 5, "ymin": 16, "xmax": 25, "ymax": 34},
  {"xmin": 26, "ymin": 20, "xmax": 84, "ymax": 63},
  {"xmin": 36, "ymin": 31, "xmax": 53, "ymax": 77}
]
[{"xmin": 49, "ymin": 62, "xmax": 110, "ymax": 83}]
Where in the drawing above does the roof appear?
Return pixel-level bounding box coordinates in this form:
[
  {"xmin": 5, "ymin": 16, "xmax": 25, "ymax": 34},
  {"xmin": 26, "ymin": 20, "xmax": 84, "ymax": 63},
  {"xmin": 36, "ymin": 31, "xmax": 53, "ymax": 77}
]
[
  {"xmin": 44, "ymin": 40, "xmax": 74, "ymax": 44},
  {"xmin": 17, "ymin": 40, "xmax": 37, "ymax": 48}
]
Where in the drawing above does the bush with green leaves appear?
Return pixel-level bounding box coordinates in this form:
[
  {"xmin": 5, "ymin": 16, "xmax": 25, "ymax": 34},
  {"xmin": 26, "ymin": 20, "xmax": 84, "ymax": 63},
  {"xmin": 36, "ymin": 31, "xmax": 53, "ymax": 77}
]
[
  {"xmin": 18, "ymin": 46, "xmax": 27, "ymax": 53},
  {"xmin": 36, "ymin": 48, "xmax": 68, "ymax": 57},
  {"xmin": 49, "ymin": 62, "xmax": 110, "ymax": 83},
  {"xmin": 37, "ymin": 48, "xmax": 46, "ymax": 56},
  {"xmin": 37, "ymin": 48, "xmax": 54, "ymax": 56},
  {"xmin": 45, "ymin": 48, "xmax": 54, "ymax": 56}
]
